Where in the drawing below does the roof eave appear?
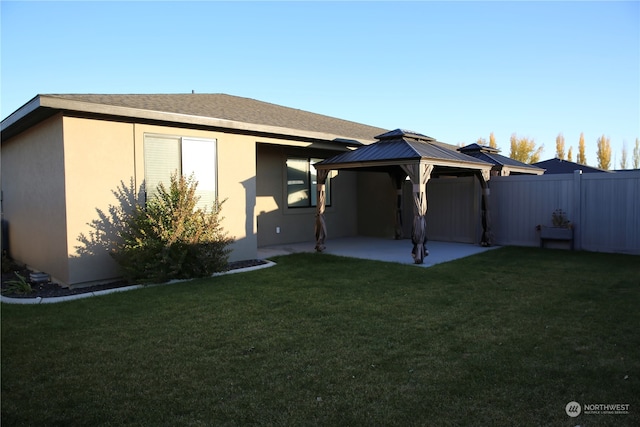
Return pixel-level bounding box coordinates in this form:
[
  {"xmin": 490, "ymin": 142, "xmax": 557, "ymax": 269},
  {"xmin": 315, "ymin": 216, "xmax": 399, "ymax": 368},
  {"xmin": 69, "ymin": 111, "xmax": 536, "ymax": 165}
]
[
  {"xmin": 1, "ymin": 95, "xmax": 42, "ymax": 132},
  {"xmin": 2, "ymin": 95, "xmax": 369, "ymax": 146}
]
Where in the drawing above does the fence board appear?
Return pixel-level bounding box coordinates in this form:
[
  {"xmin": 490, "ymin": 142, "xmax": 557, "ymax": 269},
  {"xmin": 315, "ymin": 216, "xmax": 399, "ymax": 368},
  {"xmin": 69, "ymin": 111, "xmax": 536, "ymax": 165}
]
[{"xmin": 489, "ymin": 171, "xmax": 640, "ymax": 254}]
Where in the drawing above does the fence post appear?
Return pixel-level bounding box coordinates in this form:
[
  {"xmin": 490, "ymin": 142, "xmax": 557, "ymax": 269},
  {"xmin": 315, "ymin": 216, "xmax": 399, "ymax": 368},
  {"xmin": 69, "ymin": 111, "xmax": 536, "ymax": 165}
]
[{"xmin": 573, "ymin": 170, "xmax": 582, "ymax": 250}]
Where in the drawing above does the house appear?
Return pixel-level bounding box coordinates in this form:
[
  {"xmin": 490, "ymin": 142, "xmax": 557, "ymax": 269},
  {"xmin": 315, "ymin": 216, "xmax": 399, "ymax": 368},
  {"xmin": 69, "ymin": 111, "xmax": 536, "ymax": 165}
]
[
  {"xmin": 2, "ymin": 93, "xmax": 497, "ymax": 287},
  {"xmin": 532, "ymin": 158, "xmax": 610, "ymax": 174},
  {"xmin": 458, "ymin": 144, "xmax": 544, "ymax": 176}
]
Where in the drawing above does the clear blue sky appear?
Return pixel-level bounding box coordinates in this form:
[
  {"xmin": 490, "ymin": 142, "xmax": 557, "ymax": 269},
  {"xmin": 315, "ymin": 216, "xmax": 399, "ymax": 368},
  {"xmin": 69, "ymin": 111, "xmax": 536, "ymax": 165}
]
[{"xmin": 2, "ymin": 1, "xmax": 639, "ymax": 166}]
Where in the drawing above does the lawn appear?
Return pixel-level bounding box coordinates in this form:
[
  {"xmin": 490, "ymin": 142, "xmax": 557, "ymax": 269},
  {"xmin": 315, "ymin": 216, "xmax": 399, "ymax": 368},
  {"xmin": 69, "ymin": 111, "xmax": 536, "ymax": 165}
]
[{"xmin": 2, "ymin": 247, "xmax": 639, "ymax": 426}]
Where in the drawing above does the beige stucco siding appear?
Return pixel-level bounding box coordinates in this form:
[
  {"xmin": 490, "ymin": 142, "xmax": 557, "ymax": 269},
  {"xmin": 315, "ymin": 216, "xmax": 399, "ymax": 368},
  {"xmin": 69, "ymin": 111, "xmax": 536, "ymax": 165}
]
[
  {"xmin": 63, "ymin": 117, "xmax": 135, "ymax": 284},
  {"xmin": 2, "ymin": 113, "xmax": 360, "ymax": 286},
  {"xmin": 1, "ymin": 115, "xmax": 69, "ymax": 282}
]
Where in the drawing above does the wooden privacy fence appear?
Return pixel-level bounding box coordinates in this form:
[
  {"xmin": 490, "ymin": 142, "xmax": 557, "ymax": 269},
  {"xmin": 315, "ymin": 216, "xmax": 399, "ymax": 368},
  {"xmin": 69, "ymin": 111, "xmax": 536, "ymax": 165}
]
[{"xmin": 489, "ymin": 170, "xmax": 640, "ymax": 254}]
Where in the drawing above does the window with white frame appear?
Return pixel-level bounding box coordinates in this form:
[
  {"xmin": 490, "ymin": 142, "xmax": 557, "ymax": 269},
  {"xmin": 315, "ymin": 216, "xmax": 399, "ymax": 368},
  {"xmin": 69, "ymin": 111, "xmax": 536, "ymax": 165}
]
[
  {"xmin": 286, "ymin": 157, "xmax": 331, "ymax": 208},
  {"xmin": 144, "ymin": 134, "xmax": 217, "ymax": 211}
]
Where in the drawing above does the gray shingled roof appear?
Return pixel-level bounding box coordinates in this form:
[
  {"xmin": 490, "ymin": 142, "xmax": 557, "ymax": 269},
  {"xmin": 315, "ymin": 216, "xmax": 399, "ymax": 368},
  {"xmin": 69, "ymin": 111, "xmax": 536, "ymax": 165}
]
[
  {"xmin": 42, "ymin": 93, "xmax": 388, "ymax": 143},
  {"xmin": 316, "ymin": 129, "xmax": 492, "ymax": 169}
]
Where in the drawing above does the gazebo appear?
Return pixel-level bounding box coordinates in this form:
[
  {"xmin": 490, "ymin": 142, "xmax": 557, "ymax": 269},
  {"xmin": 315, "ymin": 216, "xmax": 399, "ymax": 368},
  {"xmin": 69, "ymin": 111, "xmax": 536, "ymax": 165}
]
[{"xmin": 313, "ymin": 129, "xmax": 494, "ymax": 264}]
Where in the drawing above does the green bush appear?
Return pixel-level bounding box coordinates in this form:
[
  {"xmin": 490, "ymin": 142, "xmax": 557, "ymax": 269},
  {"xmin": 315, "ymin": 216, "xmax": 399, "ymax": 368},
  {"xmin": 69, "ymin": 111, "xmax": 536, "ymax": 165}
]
[{"xmin": 112, "ymin": 174, "xmax": 234, "ymax": 283}]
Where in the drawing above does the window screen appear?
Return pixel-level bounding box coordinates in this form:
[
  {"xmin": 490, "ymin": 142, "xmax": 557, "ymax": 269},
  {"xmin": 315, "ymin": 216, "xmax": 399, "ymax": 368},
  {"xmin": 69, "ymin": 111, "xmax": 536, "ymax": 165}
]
[{"xmin": 144, "ymin": 135, "xmax": 180, "ymax": 201}]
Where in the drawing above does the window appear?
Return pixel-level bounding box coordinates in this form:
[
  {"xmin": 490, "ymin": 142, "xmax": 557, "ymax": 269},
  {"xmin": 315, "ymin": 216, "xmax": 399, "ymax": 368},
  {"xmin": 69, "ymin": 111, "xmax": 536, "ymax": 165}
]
[
  {"xmin": 144, "ymin": 134, "xmax": 217, "ymax": 210},
  {"xmin": 286, "ymin": 157, "xmax": 331, "ymax": 208}
]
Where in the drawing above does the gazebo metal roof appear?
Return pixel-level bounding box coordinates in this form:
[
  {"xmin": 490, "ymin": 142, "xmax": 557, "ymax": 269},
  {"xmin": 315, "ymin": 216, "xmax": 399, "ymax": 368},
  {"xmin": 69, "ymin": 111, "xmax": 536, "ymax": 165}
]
[
  {"xmin": 315, "ymin": 129, "xmax": 493, "ymax": 172},
  {"xmin": 458, "ymin": 143, "xmax": 544, "ymax": 175}
]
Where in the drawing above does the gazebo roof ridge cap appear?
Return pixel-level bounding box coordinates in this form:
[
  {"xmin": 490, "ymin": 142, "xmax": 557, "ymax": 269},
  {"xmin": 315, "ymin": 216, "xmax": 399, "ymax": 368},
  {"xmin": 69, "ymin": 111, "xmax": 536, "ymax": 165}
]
[
  {"xmin": 375, "ymin": 128, "xmax": 436, "ymax": 142},
  {"xmin": 459, "ymin": 143, "xmax": 501, "ymax": 154}
]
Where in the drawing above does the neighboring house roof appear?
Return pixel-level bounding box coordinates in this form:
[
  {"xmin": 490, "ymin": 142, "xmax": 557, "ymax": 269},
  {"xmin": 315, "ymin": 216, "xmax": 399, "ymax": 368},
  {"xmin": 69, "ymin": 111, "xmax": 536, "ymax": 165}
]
[
  {"xmin": 458, "ymin": 143, "xmax": 544, "ymax": 175},
  {"xmin": 1, "ymin": 93, "xmax": 388, "ymax": 145},
  {"xmin": 316, "ymin": 129, "xmax": 493, "ymax": 172},
  {"xmin": 532, "ymin": 158, "xmax": 610, "ymax": 174}
]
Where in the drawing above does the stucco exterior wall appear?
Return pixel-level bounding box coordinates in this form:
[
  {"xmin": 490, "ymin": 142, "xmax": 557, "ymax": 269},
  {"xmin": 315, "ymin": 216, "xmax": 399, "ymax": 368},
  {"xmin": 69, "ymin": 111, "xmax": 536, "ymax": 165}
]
[
  {"xmin": 63, "ymin": 117, "xmax": 136, "ymax": 284},
  {"xmin": 3, "ymin": 113, "xmax": 361, "ymax": 286},
  {"xmin": 1, "ymin": 115, "xmax": 69, "ymax": 282},
  {"xmin": 256, "ymin": 144, "xmax": 358, "ymax": 247}
]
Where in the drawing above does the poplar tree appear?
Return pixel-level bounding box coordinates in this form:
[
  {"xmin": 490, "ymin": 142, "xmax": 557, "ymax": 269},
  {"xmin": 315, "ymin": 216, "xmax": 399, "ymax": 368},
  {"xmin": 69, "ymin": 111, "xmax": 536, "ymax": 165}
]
[
  {"xmin": 596, "ymin": 134, "xmax": 612, "ymax": 170},
  {"xmin": 567, "ymin": 146, "xmax": 573, "ymax": 162},
  {"xmin": 633, "ymin": 138, "xmax": 640, "ymax": 169},
  {"xmin": 577, "ymin": 133, "xmax": 587, "ymax": 165},
  {"xmin": 509, "ymin": 134, "xmax": 543, "ymax": 163},
  {"xmin": 620, "ymin": 142, "xmax": 628, "ymax": 169},
  {"xmin": 555, "ymin": 133, "xmax": 565, "ymax": 159},
  {"xmin": 489, "ymin": 132, "xmax": 497, "ymax": 148}
]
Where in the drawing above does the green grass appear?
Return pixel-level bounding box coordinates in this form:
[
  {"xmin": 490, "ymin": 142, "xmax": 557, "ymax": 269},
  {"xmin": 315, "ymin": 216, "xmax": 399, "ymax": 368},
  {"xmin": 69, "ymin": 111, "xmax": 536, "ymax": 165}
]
[{"xmin": 2, "ymin": 247, "xmax": 639, "ymax": 426}]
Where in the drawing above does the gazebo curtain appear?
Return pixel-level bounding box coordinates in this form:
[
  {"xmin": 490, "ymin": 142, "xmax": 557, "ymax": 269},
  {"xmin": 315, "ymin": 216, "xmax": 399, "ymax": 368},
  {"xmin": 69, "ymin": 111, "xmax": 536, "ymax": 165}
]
[
  {"xmin": 390, "ymin": 171, "xmax": 407, "ymax": 240},
  {"xmin": 314, "ymin": 169, "xmax": 329, "ymax": 252},
  {"xmin": 476, "ymin": 171, "xmax": 494, "ymax": 246},
  {"xmin": 401, "ymin": 162, "xmax": 434, "ymax": 264}
]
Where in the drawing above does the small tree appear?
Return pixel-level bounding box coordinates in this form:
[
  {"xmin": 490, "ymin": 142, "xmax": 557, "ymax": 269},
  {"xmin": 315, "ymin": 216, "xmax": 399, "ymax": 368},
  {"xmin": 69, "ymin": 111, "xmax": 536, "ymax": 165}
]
[
  {"xmin": 577, "ymin": 132, "xmax": 587, "ymax": 165},
  {"xmin": 567, "ymin": 146, "xmax": 573, "ymax": 162},
  {"xmin": 633, "ymin": 138, "xmax": 640, "ymax": 169},
  {"xmin": 596, "ymin": 134, "xmax": 612, "ymax": 170},
  {"xmin": 555, "ymin": 133, "xmax": 566, "ymax": 160},
  {"xmin": 509, "ymin": 134, "xmax": 543, "ymax": 164},
  {"xmin": 112, "ymin": 174, "xmax": 234, "ymax": 283},
  {"xmin": 620, "ymin": 141, "xmax": 628, "ymax": 169},
  {"xmin": 489, "ymin": 132, "xmax": 497, "ymax": 148},
  {"xmin": 477, "ymin": 132, "xmax": 498, "ymax": 149}
]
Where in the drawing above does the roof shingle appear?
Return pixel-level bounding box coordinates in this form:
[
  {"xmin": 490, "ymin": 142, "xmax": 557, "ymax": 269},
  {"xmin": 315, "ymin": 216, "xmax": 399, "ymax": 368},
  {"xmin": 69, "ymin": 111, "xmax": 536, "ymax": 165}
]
[{"xmin": 44, "ymin": 93, "xmax": 388, "ymax": 143}]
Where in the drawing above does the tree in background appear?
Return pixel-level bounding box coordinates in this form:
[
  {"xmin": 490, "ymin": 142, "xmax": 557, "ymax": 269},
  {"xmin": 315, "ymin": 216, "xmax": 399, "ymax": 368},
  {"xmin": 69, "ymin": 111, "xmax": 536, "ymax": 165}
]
[
  {"xmin": 555, "ymin": 133, "xmax": 565, "ymax": 159},
  {"xmin": 633, "ymin": 138, "xmax": 640, "ymax": 169},
  {"xmin": 477, "ymin": 132, "xmax": 498, "ymax": 149},
  {"xmin": 577, "ymin": 133, "xmax": 587, "ymax": 164},
  {"xmin": 489, "ymin": 132, "xmax": 497, "ymax": 148},
  {"xmin": 596, "ymin": 135, "xmax": 612, "ymax": 170},
  {"xmin": 509, "ymin": 134, "xmax": 543, "ymax": 164},
  {"xmin": 620, "ymin": 141, "xmax": 628, "ymax": 169},
  {"xmin": 567, "ymin": 146, "xmax": 574, "ymax": 162}
]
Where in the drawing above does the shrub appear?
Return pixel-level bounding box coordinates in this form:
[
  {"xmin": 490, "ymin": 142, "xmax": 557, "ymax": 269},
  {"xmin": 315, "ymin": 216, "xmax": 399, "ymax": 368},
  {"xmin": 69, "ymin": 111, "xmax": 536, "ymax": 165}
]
[{"xmin": 112, "ymin": 174, "xmax": 234, "ymax": 283}]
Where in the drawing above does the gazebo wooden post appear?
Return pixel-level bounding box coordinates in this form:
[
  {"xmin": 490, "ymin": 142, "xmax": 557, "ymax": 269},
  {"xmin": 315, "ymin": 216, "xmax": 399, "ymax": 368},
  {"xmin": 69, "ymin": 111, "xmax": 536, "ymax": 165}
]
[
  {"xmin": 477, "ymin": 170, "xmax": 493, "ymax": 247},
  {"xmin": 402, "ymin": 161, "xmax": 433, "ymax": 264},
  {"xmin": 390, "ymin": 170, "xmax": 407, "ymax": 240},
  {"xmin": 315, "ymin": 169, "xmax": 329, "ymax": 252}
]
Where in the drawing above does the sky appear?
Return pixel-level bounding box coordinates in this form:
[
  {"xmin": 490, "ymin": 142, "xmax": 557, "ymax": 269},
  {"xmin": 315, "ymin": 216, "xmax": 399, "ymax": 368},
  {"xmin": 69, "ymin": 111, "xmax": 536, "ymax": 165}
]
[{"xmin": 2, "ymin": 1, "xmax": 639, "ymax": 166}]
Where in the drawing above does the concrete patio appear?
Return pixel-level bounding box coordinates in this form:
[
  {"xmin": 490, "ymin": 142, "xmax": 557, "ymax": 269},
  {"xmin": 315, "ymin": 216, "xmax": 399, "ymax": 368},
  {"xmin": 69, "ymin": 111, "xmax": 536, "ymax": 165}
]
[{"xmin": 258, "ymin": 236, "xmax": 499, "ymax": 267}]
